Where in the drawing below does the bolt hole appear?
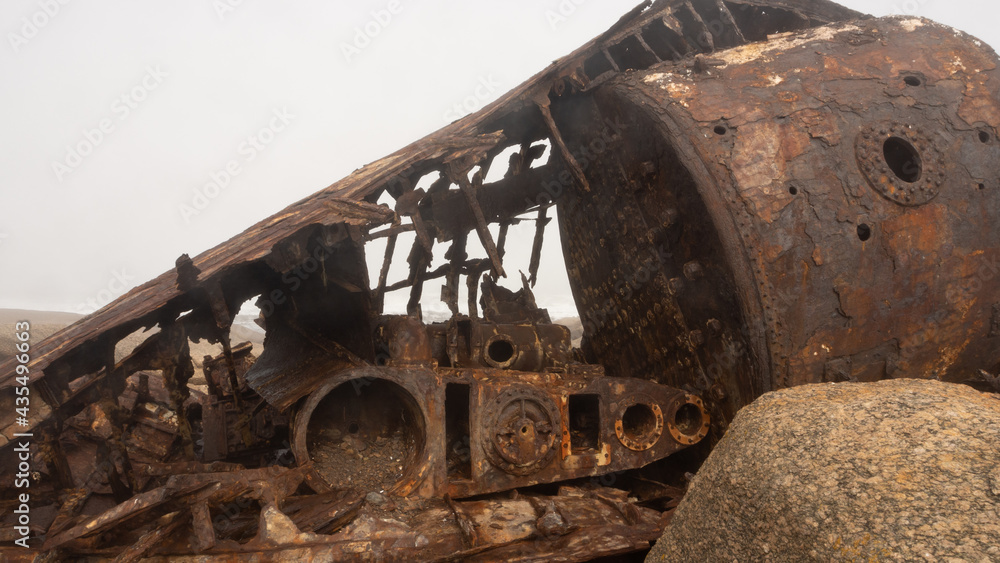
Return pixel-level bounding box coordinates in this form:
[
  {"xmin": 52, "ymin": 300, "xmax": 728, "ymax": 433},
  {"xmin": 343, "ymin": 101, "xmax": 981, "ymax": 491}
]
[
  {"xmin": 714, "ymin": 125, "xmax": 728, "ymax": 135},
  {"xmin": 883, "ymin": 137, "xmax": 922, "ymax": 183},
  {"xmin": 521, "ymin": 426, "xmax": 529, "ymax": 434},
  {"xmin": 788, "ymin": 186, "xmax": 798, "ymax": 195},
  {"xmin": 857, "ymin": 224, "xmax": 872, "ymax": 242},
  {"xmin": 979, "ymin": 130, "xmax": 991, "ymax": 144},
  {"xmin": 622, "ymin": 404, "xmax": 657, "ymax": 440},
  {"xmin": 979, "ymin": 183, "xmax": 986, "ymax": 190},
  {"xmin": 903, "ymin": 75, "xmax": 922, "ymax": 87},
  {"xmin": 348, "ymin": 422, "xmax": 360, "ymax": 434},
  {"xmin": 487, "ymin": 339, "xmax": 515, "ymax": 364},
  {"xmin": 673, "ymin": 403, "xmax": 702, "ymax": 436}
]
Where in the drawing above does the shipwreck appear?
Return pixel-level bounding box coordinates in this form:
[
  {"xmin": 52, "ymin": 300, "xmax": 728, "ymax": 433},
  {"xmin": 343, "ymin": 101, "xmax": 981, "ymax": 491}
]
[{"xmin": 2, "ymin": 0, "xmax": 999, "ymax": 560}]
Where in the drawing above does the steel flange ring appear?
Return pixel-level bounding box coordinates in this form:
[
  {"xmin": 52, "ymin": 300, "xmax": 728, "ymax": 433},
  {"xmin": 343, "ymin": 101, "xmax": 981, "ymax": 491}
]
[
  {"xmin": 614, "ymin": 397, "xmax": 664, "ymax": 452},
  {"xmin": 855, "ymin": 121, "xmax": 946, "ymax": 207}
]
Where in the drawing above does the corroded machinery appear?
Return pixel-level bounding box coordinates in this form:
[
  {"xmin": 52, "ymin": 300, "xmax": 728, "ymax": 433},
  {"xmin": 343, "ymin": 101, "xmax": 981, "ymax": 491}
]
[
  {"xmin": 556, "ymin": 12, "xmax": 1000, "ymax": 432},
  {"xmin": 2, "ymin": 0, "xmax": 999, "ymax": 561}
]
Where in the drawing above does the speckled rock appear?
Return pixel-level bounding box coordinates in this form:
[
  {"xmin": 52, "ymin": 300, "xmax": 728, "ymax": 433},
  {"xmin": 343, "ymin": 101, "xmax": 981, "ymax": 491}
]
[{"xmin": 647, "ymin": 379, "xmax": 1000, "ymax": 562}]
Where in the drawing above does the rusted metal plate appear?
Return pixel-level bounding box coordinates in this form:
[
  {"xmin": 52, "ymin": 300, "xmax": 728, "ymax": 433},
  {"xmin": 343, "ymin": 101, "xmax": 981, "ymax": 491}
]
[
  {"xmin": 290, "ymin": 363, "xmax": 704, "ymax": 499},
  {"xmin": 612, "ymin": 17, "xmax": 1000, "ymax": 393}
]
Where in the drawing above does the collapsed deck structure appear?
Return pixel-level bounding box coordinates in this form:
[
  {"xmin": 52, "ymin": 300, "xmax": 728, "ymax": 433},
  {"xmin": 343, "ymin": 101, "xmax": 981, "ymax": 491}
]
[{"xmin": 3, "ymin": 0, "xmax": 999, "ymax": 560}]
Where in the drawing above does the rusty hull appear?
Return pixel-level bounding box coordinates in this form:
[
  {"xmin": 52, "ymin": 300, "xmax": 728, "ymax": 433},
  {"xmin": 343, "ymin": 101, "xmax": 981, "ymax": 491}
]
[
  {"xmin": 4, "ymin": 0, "xmax": 1000, "ymax": 560},
  {"xmin": 554, "ymin": 15, "xmax": 1000, "ymax": 440}
]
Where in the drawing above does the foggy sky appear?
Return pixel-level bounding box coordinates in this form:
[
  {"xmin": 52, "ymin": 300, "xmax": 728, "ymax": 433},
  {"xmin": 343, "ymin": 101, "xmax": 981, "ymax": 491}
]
[{"xmin": 1, "ymin": 0, "xmax": 997, "ymax": 318}]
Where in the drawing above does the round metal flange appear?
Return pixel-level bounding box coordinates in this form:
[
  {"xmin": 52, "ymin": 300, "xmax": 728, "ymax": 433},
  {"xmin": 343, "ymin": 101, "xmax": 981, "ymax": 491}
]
[
  {"xmin": 293, "ymin": 372, "xmax": 429, "ymax": 496},
  {"xmin": 481, "ymin": 386, "xmax": 559, "ymax": 476},
  {"xmin": 855, "ymin": 121, "xmax": 945, "ymax": 207},
  {"xmin": 482, "ymin": 334, "xmax": 517, "ymax": 369},
  {"xmin": 614, "ymin": 399, "xmax": 664, "ymax": 452},
  {"xmin": 666, "ymin": 394, "xmax": 710, "ymax": 446}
]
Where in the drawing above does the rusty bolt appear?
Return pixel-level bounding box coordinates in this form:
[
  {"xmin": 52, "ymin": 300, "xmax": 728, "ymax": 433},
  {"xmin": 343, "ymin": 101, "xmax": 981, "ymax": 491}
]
[
  {"xmin": 706, "ymin": 318, "xmax": 723, "ymax": 334},
  {"xmin": 683, "ymin": 261, "xmax": 705, "ymax": 280},
  {"xmin": 689, "ymin": 330, "xmax": 705, "ymax": 347},
  {"xmin": 711, "ymin": 383, "xmax": 728, "ymax": 401}
]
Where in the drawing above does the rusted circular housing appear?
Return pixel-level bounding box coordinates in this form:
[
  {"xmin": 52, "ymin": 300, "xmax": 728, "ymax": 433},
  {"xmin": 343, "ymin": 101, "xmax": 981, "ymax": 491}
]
[
  {"xmin": 482, "ymin": 334, "xmax": 518, "ymax": 369},
  {"xmin": 666, "ymin": 395, "xmax": 710, "ymax": 446},
  {"xmin": 481, "ymin": 386, "xmax": 558, "ymax": 475},
  {"xmin": 558, "ymin": 19, "xmax": 1000, "ymax": 436},
  {"xmin": 614, "ymin": 399, "xmax": 664, "ymax": 451},
  {"xmin": 855, "ymin": 121, "xmax": 945, "ymax": 207},
  {"xmin": 293, "ymin": 375, "xmax": 428, "ymax": 495}
]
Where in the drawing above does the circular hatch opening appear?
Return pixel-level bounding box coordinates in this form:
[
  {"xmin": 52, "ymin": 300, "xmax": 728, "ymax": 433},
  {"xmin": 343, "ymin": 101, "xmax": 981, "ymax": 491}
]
[{"xmin": 883, "ymin": 137, "xmax": 922, "ymax": 183}]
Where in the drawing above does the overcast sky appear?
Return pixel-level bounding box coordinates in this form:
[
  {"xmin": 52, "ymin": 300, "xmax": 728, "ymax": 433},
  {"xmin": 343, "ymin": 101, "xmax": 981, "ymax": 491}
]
[{"xmin": 1, "ymin": 0, "xmax": 997, "ymax": 318}]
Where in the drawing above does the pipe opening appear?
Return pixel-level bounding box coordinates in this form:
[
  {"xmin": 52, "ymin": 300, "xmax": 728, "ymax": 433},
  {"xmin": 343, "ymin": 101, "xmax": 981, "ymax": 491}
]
[
  {"xmin": 486, "ymin": 338, "xmax": 515, "ymax": 365},
  {"xmin": 306, "ymin": 379, "xmax": 425, "ymax": 493},
  {"xmin": 883, "ymin": 137, "xmax": 922, "ymax": 183}
]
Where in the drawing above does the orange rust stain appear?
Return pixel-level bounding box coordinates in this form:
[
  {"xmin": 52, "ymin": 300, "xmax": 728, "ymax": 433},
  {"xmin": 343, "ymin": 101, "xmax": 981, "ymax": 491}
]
[
  {"xmin": 959, "ymin": 78, "xmax": 1000, "ymax": 127},
  {"xmin": 795, "ymin": 107, "xmax": 842, "ymax": 146},
  {"xmin": 821, "ymin": 55, "xmax": 876, "ymax": 80},
  {"xmin": 731, "ymin": 120, "xmax": 811, "ymax": 223}
]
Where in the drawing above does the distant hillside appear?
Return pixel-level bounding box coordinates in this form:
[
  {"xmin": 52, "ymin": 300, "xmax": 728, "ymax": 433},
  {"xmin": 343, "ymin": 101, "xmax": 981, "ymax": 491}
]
[
  {"xmin": 0, "ymin": 310, "xmax": 265, "ymax": 385},
  {"xmin": 1, "ymin": 309, "xmax": 581, "ymax": 376},
  {"xmin": 553, "ymin": 316, "xmax": 583, "ymax": 348},
  {"xmin": 0, "ymin": 309, "xmax": 87, "ymax": 364}
]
